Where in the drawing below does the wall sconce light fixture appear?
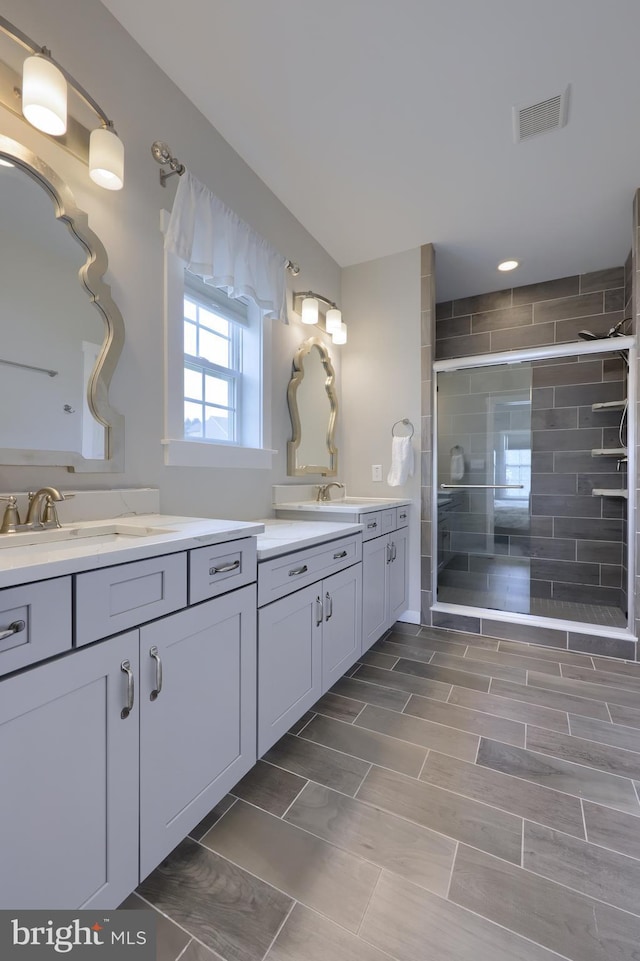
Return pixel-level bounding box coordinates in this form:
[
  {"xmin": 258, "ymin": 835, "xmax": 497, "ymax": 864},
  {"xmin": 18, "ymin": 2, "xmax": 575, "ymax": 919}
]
[
  {"xmin": 292, "ymin": 290, "xmax": 347, "ymax": 344},
  {"xmin": 0, "ymin": 15, "xmax": 124, "ymax": 190}
]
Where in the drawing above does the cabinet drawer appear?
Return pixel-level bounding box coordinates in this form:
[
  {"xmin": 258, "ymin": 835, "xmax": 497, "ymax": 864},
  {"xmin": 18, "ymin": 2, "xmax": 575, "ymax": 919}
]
[
  {"xmin": 258, "ymin": 534, "xmax": 361, "ymax": 606},
  {"xmin": 75, "ymin": 553, "xmax": 187, "ymax": 647},
  {"xmin": 380, "ymin": 509, "xmax": 396, "ymax": 534},
  {"xmin": 189, "ymin": 537, "xmax": 257, "ymax": 604},
  {"xmin": 396, "ymin": 506, "xmax": 409, "ymax": 528},
  {"xmin": 361, "ymin": 512, "xmax": 383, "ymax": 541},
  {"xmin": 0, "ymin": 578, "xmax": 71, "ymax": 676}
]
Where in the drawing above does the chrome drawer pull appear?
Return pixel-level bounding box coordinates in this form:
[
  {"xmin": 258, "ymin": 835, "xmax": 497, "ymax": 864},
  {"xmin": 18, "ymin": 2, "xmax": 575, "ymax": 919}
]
[
  {"xmin": 0, "ymin": 619, "xmax": 25, "ymax": 641},
  {"xmin": 333, "ymin": 550, "xmax": 348, "ymax": 559},
  {"xmin": 209, "ymin": 560, "xmax": 240, "ymax": 575},
  {"xmin": 289, "ymin": 564, "xmax": 308, "ymax": 576},
  {"xmin": 399, "ymin": 512, "xmax": 407, "ymax": 520},
  {"xmin": 325, "ymin": 591, "xmax": 333, "ymax": 621},
  {"xmin": 367, "ymin": 521, "xmax": 377, "ymax": 529},
  {"xmin": 316, "ymin": 596, "xmax": 323, "ymax": 627},
  {"xmin": 120, "ymin": 659, "xmax": 135, "ymax": 719},
  {"xmin": 149, "ymin": 646, "xmax": 163, "ymax": 701}
]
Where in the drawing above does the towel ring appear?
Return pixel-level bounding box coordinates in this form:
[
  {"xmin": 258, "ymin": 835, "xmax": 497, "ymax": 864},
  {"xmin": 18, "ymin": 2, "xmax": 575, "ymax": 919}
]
[{"xmin": 391, "ymin": 418, "xmax": 414, "ymax": 438}]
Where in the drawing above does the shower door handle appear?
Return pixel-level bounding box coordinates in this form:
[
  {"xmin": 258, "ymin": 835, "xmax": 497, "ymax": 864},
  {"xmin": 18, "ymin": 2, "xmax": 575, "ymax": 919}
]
[{"xmin": 439, "ymin": 484, "xmax": 524, "ymax": 489}]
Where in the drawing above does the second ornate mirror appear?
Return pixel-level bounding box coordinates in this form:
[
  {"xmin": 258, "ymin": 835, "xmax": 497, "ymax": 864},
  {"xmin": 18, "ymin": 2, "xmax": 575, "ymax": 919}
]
[{"xmin": 287, "ymin": 337, "xmax": 338, "ymax": 476}]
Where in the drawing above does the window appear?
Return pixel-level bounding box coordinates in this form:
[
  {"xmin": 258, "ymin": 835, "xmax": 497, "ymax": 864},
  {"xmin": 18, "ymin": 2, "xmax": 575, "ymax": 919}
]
[
  {"xmin": 183, "ymin": 273, "xmax": 244, "ymax": 445},
  {"xmin": 162, "ymin": 235, "xmax": 273, "ymax": 469}
]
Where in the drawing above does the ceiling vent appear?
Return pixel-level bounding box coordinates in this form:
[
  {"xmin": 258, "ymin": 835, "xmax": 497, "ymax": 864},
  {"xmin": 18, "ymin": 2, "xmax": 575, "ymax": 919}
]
[{"xmin": 513, "ymin": 86, "xmax": 569, "ymax": 142}]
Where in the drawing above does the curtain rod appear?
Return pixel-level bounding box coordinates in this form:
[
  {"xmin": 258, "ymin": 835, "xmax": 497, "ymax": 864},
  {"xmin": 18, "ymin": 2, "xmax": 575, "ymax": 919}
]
[{"xmin": 150, "ymin": 140, "xmax": 301, "ymax": 275}]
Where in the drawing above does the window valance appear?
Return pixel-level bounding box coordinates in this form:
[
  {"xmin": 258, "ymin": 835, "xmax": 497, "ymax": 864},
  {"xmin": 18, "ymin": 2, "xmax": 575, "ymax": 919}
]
[{"xmin": 165, "ymin": 170, "xmax": 288, "ymax": 322}]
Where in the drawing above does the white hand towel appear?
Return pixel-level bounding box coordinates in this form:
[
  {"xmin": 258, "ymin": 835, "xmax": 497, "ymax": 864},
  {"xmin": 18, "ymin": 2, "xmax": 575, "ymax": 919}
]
[
  {"xmin": 450, "ymin": 448, "xmax": 464, "ymax": 482},
  {"xmin": 387, "ymin": 435, "xmax": 414, "ymax": 487}
]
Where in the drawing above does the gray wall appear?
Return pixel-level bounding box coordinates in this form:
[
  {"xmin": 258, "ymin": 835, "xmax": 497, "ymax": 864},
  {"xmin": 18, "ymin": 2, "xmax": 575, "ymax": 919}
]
[{"xmin": 0, "ymin": 0, "xmax": 342, "ymax": 521}]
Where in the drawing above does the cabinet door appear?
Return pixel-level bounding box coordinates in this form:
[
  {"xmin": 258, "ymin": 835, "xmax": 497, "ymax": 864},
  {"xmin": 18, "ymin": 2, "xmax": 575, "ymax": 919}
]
[
  {"xmin": 139, "ymin": 586, "xmax": 256, "ymax": 880},
  {"xmin": 257, "ymin": 585, "xmax": 322, "ymax": 757},
  {"xmin": 322, "ymin": 565, "xmax": 362, "ymax": 689},
  {"xmin": 0, "ymin": 632, "xmax": 139, "ymax": 910},
  {"xmin": 362, "ymin": 535, "xmax": 390, "ymax": 652},
  {"xmin": 389, "ymin": 526, "xmax": 409, "ymax": 624}
]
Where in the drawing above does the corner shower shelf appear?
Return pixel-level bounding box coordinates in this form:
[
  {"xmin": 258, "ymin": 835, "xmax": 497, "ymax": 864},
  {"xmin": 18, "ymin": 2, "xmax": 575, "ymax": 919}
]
[
  {"xmin": 592, "ymin": 489, "xmax": 628, "ymax": 498},
  {"xmin": 591, "ymin": 448, "xmax": 627, "ymax": 457},
  {"xmin": 591, "ymin": 399, "xmax": 627, "ymax": 411}
]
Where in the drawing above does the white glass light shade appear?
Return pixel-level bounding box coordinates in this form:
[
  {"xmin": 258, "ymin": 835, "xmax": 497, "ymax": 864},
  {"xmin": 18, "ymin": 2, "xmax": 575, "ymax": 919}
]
[
  {"xmin": 325, "ymin": 307, "xmax": 342, "ymax": 333},
  {"xmin": 498, "ymin": 259, "xmax": 519, "ymax": 272},
  {"xmin": 89, "ymin": 126, "xmax": 124, "ymax": 190},
  {"xmin": 301, "ymin": 296, "xmax": 319, "ymax": 325},
  {"xmin": 22, "ymin": 55, "xmax": 67, "ymax": 136},
  {"xmin": 332, "ymin": 322, "xmax": 347, "ymax": 345}
]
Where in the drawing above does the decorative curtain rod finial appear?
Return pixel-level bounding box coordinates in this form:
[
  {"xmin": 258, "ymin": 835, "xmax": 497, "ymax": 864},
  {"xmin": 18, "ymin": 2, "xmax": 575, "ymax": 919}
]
[{"xmin": 151, "ymin": 140, "xmax": 185, "ymax": 187}]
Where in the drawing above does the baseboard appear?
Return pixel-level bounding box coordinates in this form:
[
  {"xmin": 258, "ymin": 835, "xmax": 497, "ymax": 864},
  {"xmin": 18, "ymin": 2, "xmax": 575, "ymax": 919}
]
[{"xmin": 398, "ymin": 609, "xmax": 421, "ymax": 625}]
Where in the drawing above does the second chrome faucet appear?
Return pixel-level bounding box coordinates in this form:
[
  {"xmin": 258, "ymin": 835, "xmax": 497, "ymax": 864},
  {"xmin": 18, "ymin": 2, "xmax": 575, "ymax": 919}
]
[{"xmin": 316, "ymin": 482, "xmax": 345, "ymax": 502}]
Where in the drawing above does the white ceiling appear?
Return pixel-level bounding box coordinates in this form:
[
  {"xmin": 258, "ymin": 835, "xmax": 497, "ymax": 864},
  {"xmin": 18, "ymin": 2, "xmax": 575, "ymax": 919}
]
[{"xmin": 101, "ymin": 0, "xmax": 640, "ymax": 301}]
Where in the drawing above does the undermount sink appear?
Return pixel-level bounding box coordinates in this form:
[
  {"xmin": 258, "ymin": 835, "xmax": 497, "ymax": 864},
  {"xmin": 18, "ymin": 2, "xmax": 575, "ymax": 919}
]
[{"xmin": 0, "ymin": 522, "xmax": 175, "ymax": 550}]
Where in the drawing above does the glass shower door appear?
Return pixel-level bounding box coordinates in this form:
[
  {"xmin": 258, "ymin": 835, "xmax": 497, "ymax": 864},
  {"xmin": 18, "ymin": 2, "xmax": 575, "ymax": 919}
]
[{"xmin": 436, "ymin": 362, "xmax": 533, "ymax": 614}]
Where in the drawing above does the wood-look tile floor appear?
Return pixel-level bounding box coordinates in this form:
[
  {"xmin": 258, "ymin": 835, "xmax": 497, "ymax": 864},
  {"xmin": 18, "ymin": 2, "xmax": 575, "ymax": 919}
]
[{"xmin": 125, "ymin": 625, "xmax": 640, "ymax": 961}]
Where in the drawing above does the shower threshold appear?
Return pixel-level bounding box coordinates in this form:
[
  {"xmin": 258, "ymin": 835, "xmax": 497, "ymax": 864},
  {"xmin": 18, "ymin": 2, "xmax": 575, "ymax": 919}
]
[{"xmin": 436, "ymin": 586, "xmax": 627, "ymax": 629}]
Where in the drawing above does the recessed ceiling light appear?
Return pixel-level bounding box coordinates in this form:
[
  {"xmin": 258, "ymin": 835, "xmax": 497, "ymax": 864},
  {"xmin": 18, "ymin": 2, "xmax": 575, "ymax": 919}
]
[{"xmin": 498, "ymin": 259, "xmax": 519, "ymax": 272}]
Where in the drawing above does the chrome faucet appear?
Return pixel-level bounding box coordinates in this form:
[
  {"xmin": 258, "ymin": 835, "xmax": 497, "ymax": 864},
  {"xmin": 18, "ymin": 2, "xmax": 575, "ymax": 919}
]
[
  {"xmin": 316, "ymin": 482, "xmax": 345, "ymax": 502},
  {"xmin": 24, "ymin": 487, "xmax": 66, "ymax": 528}
]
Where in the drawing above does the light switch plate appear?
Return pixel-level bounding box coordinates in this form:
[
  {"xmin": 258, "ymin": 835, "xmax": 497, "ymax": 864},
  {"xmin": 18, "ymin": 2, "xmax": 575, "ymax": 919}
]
[{"xmin": 372, "ymin": 464, "xmax": 383, "ymax": 482}]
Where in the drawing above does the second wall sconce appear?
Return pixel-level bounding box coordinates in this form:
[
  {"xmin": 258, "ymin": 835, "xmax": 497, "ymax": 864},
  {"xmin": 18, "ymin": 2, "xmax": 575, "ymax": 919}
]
[
  {"xmin": 292, "ymin": 290, "xmax": 347, "ymax": 345},
  {"xmin": 0, "ymin": 14, "xmax": 124, "ymax": 190}
]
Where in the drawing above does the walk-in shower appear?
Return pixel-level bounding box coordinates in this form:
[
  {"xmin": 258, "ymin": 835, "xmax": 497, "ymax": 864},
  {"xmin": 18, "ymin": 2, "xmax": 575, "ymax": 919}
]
[{"xmin": 433, "ymin": 340, "xmax": 633, "ymax": 630}]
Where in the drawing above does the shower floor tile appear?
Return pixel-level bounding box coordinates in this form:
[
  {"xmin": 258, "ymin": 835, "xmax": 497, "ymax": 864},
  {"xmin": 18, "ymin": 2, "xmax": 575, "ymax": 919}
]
[{"xmin": 437, "ymin": 585, "xmax": 626, "ymax": 628}]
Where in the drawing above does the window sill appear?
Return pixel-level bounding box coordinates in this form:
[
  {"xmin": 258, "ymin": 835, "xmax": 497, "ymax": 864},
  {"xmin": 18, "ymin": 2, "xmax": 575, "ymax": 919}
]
[{"xmin": 162, "ymin": 439, "xmax": 276, "ymax": 469}]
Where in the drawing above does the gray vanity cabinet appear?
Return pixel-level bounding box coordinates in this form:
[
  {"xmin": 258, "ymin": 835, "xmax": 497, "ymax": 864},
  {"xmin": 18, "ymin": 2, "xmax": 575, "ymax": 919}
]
[
  {"xmin": 257, "ymin": 583, "xmax": 322, "ymax": 756},
  {"xmin": 0, "ymin": 631, "xmax": 140, "ymax": 909},
  {"xmin": 139, "ymin": 585, "xmax": 256, "ymax": 879},
  {"xmin": 0, "ymin": 536, "xmax": 258, "ymax": 910},
  {"xmin": 257, "ymin": 536, "xmax": 363, "ymax": 757},
  {"xmin": 321, "ymin": 564, "xmax": 362, "ymax": 688},
  {"xmin": 362, "ymin": 522, "xmax": 409, "ymax": 652}
]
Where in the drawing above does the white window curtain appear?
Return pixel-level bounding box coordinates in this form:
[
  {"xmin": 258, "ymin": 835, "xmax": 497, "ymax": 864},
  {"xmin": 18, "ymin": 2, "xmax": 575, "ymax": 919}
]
[{"xmin": 165, "ymin": 170, "xmax": 288, "ymax": 322}]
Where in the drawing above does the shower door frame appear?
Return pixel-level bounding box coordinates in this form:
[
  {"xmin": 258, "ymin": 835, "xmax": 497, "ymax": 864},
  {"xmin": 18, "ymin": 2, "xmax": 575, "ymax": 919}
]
[{"xmin": 432, "ymin": 336, "xmax": 636, "ymax": 638}]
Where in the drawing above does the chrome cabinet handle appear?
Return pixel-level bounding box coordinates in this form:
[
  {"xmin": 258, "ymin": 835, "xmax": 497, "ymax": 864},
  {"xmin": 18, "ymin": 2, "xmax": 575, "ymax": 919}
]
[
  {"xmin": 209, "ymin": 560, "xmax": 240, "ymax": 575},
  {"xmin": 386, "ymin": 542, "xmax": 392, "ymax": 564},
  {"xmin": 367, "ymin": 521, "xmax": 378, "ymax": 529},
  {"xmin": 333, "ymin": 550, "xmax": 348, "ymax": 559},
  {"xmin": 289, "ymin": 564, "xmax": 308, "ymax": 576},
  {"xmin": 399, "ymin": 512, "xmax": 407, "ymax": 520},
  {"xmin": 149, "ymin": 645, "xmax": 163, "ymax": 701},
  {"xmin": 315, "ymin": 596, "xmax": 323, "ymax": 627},
  {"xmin": 120, "ymin": 659, "xmax": 135, "ymax": 719},
  {"xmin": 0, "ymin": 619, "xmax": 25, "ymax": 641},
  {"xmin": 325, "ymin": 591, "xmax": 333, "ymax": 621},
  {"xmin": 391, "ymin": 541, "xmax": 397, "ymax": 562}
]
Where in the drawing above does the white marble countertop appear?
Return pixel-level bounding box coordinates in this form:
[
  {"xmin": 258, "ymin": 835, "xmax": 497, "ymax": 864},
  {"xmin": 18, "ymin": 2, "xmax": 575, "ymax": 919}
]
[
  {"xmin": 256, "ymin": 518, "xmax": 363, "ymax": 560},
  {"xmin": 0, "ymin": 514, "xmax": 264, "ymax": 589},
  {"xmin": 273, "ymin": 496, "xmax": 411, "ymax": 515}
]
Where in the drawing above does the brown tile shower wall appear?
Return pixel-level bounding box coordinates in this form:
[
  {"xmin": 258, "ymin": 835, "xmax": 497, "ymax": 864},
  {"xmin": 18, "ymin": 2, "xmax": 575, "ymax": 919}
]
[
  {"xmin": 529, "ymin": 354, "xmax": 626, "ymax": 608},
  {"xmin": 435, "ymin": 267, "xmax": 625, "ymax": 359},
  {"xmin": 422, "ymin": 263, "xmax": 636, "ymax": 660}
]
